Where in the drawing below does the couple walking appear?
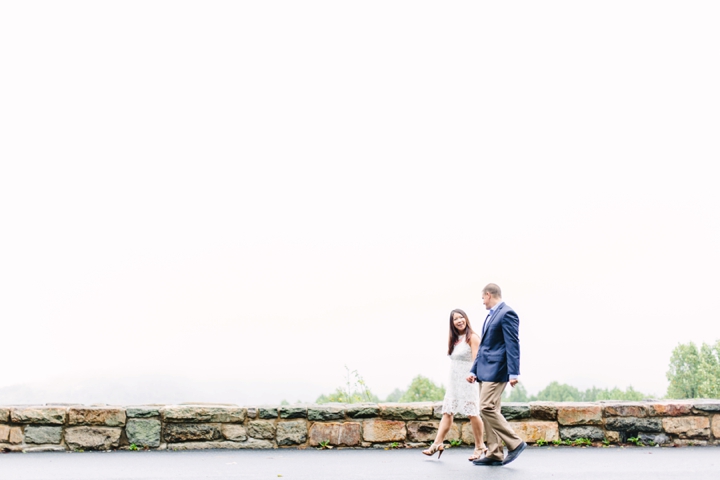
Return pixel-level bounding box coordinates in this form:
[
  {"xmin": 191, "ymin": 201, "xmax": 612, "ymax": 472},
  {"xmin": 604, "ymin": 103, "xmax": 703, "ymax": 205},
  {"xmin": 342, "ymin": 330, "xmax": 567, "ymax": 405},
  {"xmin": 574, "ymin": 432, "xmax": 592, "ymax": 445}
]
[{"xmin": 422, "ymin": 283, "xmax": 527, "ymax": 466}]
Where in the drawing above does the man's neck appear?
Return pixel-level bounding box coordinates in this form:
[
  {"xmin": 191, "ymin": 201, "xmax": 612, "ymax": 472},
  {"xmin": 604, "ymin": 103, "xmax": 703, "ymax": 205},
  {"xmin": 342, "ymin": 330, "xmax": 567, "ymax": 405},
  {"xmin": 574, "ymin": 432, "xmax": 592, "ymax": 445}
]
[{"xmin": 488, "ymin": 298, "xmax": 502, "ymax": 310}]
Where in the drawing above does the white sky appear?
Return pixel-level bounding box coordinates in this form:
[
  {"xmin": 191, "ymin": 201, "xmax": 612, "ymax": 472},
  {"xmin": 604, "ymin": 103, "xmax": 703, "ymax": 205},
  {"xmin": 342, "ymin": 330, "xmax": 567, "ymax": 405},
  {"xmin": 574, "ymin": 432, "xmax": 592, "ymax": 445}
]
[{"xmin": 1, "ymin": 1, "xmax": 719, "ymax": 402}]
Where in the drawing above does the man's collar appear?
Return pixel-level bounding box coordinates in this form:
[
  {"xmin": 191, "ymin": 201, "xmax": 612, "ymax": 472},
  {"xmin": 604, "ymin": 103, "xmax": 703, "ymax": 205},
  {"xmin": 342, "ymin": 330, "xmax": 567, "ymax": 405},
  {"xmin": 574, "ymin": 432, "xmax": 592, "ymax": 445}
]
[{"xmin": 489, "ymin": 301, "xmax": 505, "ymax": 315}]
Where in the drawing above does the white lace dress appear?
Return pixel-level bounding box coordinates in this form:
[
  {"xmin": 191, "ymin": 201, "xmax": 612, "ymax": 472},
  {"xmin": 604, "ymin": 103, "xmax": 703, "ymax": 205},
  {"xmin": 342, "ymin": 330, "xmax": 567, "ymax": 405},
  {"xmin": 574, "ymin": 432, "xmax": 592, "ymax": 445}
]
[{"xmin": 441, "ymin": 335, "xmax": 480, "ymax": 417}]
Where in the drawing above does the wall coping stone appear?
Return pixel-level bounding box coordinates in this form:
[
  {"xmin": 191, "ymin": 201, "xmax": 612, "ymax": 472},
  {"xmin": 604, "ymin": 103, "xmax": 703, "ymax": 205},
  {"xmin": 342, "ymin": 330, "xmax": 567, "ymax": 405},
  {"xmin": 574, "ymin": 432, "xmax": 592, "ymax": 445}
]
[{"xmin": 1, "ymin": 401, "xmax": 719, "ymax": 453}]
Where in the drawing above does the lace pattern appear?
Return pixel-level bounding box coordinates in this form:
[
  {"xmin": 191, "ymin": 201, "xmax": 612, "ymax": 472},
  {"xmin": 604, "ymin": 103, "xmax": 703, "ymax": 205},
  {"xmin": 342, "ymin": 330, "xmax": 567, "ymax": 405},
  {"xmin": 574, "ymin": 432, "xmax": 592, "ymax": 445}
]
[{"xmin": 441, "ymin": 336, "xmax": 480, "ymax": 417}]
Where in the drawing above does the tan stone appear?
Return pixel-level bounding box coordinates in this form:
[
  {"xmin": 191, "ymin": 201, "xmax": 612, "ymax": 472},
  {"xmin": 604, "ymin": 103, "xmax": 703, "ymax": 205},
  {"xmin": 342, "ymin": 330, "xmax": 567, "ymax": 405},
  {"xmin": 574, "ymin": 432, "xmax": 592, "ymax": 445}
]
[
  {"xmin": 663, "ymin": 417, "xmax": 710, "ymax": 438},
  {"xmin": 308, "ymin": 422, "xmax": 362, "ymax": 446},
  {"xmin": 649, "ymin": 402, "xmax": 693, "ymax": 417},
  {"xmin": 557, "ymin": 404, "xmax": 602, "ymax": 425},
  {"xmin": 0, "ymin": 408, "xmax": 10, "ymax": 423},
  {"xmin": 0, "ymin": 443, "xmax": 23, "ymax": 452},
  {"xmin": 68, "ymin": 407, "xmax": 126, "ymax": 427},
  {"xmin": 65, "ymin": 427, "xmax": 122, "ymax": 450},
  {"xmin": 511, "ymin": 421, "xmax": 559, "ymax": 443},
  {"xmin": 362, "ymin": 420, "xmax": 406, "ymax": 443},
  {"xmin": 11, "ymin": 407, "xmax": 66, "ymax": 425},
  {"xmin": 712, "ymin": 415, "xmax": 720, "ymax": 439},
  {"xmin": 9, "ymin": 427, "xmax": 24, "ymax": 444},
  {"xmin": 167, "ymin": 439, "xmax": 273, "ymax": 450},
  {"xmin": 605, "ymin": 431, "xmax": 621, "ymax": 443},
  {"xmin": 0, "ymin": 425, "xmax": 23, "ymax": 443},
  {"xmin": 222, "ymin": 425, "xmax": 247, "ymax": 442},
  {"xmin": 673, "ymin": 438, "xmax": 708, "ymax": 446},
  {"xmin": 406, "ymin": 421, "xmax": 438, "ymax": 443},
  {"xmin": 161, "ymin": 405, "xmax": 246, "ymax": 423},
  {"xmin": 603, "ymin": 403, "xmax": 650, "ymax": 418}
]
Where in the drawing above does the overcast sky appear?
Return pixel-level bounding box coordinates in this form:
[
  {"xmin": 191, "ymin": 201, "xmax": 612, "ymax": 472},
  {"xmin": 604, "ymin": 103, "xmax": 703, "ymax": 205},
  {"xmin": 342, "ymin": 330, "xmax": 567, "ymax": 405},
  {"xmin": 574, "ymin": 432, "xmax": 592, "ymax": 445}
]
[{"xmin": 1, "ymin": 1, "xmax": 718, "ymax": 403}]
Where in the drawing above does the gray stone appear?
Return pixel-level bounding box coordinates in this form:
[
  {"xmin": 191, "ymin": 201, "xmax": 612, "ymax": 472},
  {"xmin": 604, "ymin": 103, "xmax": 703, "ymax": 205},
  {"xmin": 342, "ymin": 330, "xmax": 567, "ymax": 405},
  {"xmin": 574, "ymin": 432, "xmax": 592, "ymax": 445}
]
[
  {"xmin": 605, "ymin": 417, "xmax": 662, "ymax": 433},
  {"xmin": 530, "ymin": 402, "xmax": 558, "ymax": 421},
  {"xmin": 279, "ymin": 406, "xmax": 307, "ymax": 419},
  {"xmin": 379, "ymin": 403, "xmax": 433, "ymax": 421},
  {"xmin": 258, "ymin": 407, "xmax": 278, "ymax": 419},
  {"xmin": 167, "ymin": 438, "xmax": 273, "ymax": 450},
  {"xmin": 247, "ymin": 421, "xmax": 276, "ymax": 440},
  {"xmin": 163, "ymin": 424, "xmax": 222, "ymax": 442},
  {"xmin": 247, "ymin": 407, "xmax": 258, "ymax": 419},
  {"xmin": 24, "ymin": 426, "xmax": 63, "ymax": 444},
  {"xmin": 0, "ymin": 408, "xmax": 9, "ymax": 423},
  {"xmin": 639, "ymin": 432, "xmax": 671, "ymax": 445},
  {"xmin": 161, "ymin": 406, "xmax": 246, "ymax": 423},
  {"xmin": 276, "ymin": 420, "xmax": 307, "ymax": 446},
  {"xmin": 345, "ymin": 403, "xmax": 380, "ymax": 419},
  {"xmin": 65, "ymin": 427, "xmax": 122, "ymax": 450},
  {"xmin": 692, "ymin": 402, "xmax": 720, "ymax": 413},
  {"xmin": 502, "ymin": 403, "xmax": 531, "ymax": 421},
  {"xmin": 126, "ymin": 419, "xmax": 161, "ymax": 448},
  {"xmin": 559, "ymin": 426, "xmax": 605, "ymax": 441},
  {"xmin": 308, "ymin": 404, "xmax": 345, "ymax": 421},
  {"xmin": 222, "ymin": 424, "xmax": 247, "ymax": 442},
  {"xmin": 126, "ymin": 406, "xmax": 161, "ymax": 418},
  {"xmin": 11, "ymin": 407, "xmax": 66, "ymax": 425}
]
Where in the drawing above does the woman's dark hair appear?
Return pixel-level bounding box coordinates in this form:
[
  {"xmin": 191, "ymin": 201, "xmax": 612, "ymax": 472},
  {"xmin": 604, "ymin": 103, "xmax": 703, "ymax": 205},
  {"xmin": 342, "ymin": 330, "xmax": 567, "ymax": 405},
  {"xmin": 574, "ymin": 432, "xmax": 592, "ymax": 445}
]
[{"xmin": 448, "ymin": 308, "xmax": 473, "ymax": 355}]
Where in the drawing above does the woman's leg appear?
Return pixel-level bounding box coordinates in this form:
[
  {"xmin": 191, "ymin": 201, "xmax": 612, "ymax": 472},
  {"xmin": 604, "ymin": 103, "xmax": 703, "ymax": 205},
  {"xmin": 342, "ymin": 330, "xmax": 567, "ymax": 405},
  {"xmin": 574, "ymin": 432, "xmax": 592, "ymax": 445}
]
[
  {"xmin": 432, "ymin": 413, "xmax": 454, "ymax": 446},
  {"xmin": 469, "ymin": 414, "xmax": 487, "ymax": 453}
]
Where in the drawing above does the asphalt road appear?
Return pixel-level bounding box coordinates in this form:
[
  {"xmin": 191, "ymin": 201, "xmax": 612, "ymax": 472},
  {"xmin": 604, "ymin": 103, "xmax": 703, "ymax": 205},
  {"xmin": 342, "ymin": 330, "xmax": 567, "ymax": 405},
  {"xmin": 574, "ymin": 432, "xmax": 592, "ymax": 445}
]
[{"xmin": 1, "ymin": 446, "xmax": 719, "ymax": 480}]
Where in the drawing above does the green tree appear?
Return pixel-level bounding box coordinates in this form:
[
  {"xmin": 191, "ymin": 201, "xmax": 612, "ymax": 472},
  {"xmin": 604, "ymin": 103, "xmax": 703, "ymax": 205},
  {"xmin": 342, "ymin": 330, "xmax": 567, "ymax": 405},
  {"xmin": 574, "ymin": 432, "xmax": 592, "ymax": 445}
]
[
  {"xmin": 666, "ymin": 342, "xmax": 701, "ymax": 398},
  {"xmin": 697, "ymin": 340, "xmax": 720, "ymax": 398},
  {"xmin": 397, "ymin": 375, "xmax": 445, "ymax": 402},
  {"xmin": 384, "ymin": 388, "xmax": 404, "ymax": 403},
  {"xmin": 584, "ymin": 385, "xmax": 646, "ymax": 401},
  {"xmin": 504, "ymin": 383, "xmax": 530, "ymax": 402},
  {"xmin": 534, "ymin": 381, "xmax": 582, "ymax": 402},
  {"xmin": 315, "ymin": 366, "xmax": 380, "ymax": 404}
]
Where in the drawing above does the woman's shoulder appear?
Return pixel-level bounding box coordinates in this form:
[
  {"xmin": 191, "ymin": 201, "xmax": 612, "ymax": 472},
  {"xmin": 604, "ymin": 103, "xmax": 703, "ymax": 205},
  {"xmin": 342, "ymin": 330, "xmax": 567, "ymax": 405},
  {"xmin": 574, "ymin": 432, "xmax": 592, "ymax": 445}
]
[{"xmin": 469, "ymin": 332, "xmax": 480, "ymax": 343}]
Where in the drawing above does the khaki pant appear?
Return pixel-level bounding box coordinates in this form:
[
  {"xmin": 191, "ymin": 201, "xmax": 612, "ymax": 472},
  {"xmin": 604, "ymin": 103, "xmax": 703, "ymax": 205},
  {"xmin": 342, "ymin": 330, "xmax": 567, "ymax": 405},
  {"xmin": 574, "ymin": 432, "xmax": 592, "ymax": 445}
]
[{"xmin": 479, "ymin": 381, "xmax": 523, "ymax": 460}]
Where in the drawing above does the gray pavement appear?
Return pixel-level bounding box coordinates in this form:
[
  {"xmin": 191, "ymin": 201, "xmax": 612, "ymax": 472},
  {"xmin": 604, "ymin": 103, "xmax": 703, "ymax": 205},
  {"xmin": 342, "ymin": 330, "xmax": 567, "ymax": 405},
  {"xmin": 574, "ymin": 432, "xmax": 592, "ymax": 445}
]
[{"xmin": 1, "ymin": 446, "xmax": 719, "ymax": 480}]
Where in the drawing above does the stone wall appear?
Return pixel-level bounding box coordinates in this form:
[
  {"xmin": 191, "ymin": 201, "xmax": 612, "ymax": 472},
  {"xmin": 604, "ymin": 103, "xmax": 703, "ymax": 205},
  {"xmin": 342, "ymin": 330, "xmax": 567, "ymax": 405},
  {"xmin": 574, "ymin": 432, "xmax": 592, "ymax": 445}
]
[{"xmin": 1, "ymin": 400, "xmax": 719, "ymax": 453}]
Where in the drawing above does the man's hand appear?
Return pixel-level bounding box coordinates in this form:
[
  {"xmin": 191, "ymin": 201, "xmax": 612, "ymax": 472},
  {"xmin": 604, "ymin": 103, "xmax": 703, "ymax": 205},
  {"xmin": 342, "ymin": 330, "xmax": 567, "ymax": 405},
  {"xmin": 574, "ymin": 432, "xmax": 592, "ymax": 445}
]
[
  {"xmin": 509, "ymin": 379, "xmax": 519, "ymax": 387},
  {"xmin": 466, "ymin": 375, "xmax": 477, "ymax": 384}
]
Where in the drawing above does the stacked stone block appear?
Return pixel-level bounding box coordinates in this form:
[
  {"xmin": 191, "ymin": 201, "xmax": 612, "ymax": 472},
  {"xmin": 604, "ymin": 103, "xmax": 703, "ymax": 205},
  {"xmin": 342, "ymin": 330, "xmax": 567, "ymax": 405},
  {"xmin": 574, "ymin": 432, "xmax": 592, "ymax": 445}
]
[{"xmin": 1, "ymin": 400, "xmax": 719, "ymax": 453}]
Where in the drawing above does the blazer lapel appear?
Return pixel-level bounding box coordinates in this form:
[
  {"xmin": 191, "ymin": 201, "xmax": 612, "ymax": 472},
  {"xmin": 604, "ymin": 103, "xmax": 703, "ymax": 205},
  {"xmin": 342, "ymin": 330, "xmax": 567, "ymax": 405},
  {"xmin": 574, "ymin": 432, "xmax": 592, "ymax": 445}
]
[{"xmin": 481, "ymin": 303, "xmax": 505, "ymax": 343}]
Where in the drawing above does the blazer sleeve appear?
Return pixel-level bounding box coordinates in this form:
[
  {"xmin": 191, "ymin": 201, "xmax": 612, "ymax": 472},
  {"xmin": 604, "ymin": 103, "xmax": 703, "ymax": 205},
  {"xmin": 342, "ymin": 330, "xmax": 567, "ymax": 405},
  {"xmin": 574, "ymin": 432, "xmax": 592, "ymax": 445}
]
[{"xmin": 502, "ymin": 309, "xmax": 520, "ymax": 377}]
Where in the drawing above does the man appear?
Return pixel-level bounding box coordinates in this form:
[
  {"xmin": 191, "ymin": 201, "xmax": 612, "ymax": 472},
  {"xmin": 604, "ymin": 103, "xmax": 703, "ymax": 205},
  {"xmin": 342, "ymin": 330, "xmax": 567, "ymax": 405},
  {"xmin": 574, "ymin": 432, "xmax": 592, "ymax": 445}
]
[{"xmin": 467, "ymin": 283, "xmax": 527, "ymax": 466}]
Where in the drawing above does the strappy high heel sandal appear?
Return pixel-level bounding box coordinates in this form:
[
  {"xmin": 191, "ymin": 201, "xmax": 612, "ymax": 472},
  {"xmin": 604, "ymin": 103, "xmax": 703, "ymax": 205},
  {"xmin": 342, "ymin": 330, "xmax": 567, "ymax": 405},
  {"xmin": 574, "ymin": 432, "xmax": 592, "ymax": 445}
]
[
  {"xmin": 422, "ymin": 443, "xmax": 444, "ymax": 459},
  {"xmin": 468, "ymin": 446, "xmax": 488, "ymax": 461}
]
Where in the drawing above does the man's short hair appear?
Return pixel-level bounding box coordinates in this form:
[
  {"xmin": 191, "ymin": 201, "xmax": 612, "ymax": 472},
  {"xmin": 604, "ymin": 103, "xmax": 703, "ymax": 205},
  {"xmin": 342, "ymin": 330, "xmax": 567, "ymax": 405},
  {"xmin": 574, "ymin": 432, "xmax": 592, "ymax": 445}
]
[{"xmin": 483, "ymin": 283, "xmax": 502, "ymax": 298}]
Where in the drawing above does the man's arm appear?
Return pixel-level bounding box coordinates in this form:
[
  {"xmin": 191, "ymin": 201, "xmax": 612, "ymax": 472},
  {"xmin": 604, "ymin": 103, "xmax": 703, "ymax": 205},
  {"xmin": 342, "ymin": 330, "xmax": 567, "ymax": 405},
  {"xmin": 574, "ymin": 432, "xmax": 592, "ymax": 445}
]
[{"xmin": 502, "ymin": 310, "xmax": 520, "ymax": 385}]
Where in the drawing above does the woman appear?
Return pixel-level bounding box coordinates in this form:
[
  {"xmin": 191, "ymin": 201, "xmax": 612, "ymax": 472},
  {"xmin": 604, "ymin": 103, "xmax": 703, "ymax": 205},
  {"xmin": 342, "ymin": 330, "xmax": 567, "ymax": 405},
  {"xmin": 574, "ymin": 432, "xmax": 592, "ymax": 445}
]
[{"xmin": 422, "ymin": 308, "xmax": 486, "ymax": 461}]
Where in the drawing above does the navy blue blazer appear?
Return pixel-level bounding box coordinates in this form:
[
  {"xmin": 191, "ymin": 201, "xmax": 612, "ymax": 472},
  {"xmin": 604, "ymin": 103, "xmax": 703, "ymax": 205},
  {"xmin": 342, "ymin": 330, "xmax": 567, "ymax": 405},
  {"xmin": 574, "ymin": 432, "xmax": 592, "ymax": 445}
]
[{"xmin": 470, "ymin": 302, "xmax": 520, "ymax": 383}]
